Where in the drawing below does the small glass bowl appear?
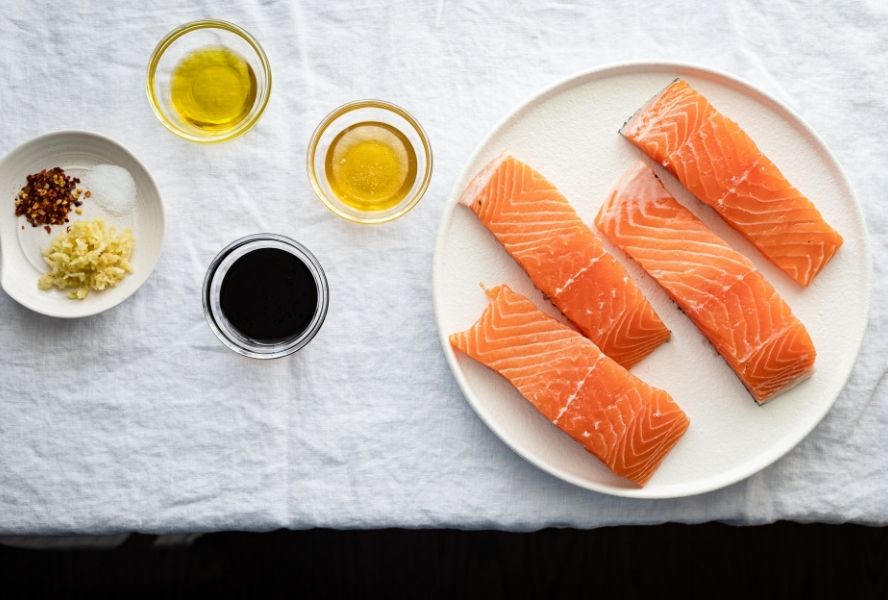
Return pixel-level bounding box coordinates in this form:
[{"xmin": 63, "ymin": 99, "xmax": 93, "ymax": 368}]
[
  {"xmin": 146, "ymin": 20, "xmax": 272, "ymax": 143},
  {"xmin": 307, "ymin": 100, "xmax": 433, "ymax": 224},
  {"xmin": 202, "ymin": 234, "xmax": 329, "ymax": 359}
]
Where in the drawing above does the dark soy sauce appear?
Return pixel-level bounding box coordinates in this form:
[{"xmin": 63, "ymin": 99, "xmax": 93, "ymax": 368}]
[{"xmin": 219, "ymin": 248, "xmax": 318, "ymax": 342}]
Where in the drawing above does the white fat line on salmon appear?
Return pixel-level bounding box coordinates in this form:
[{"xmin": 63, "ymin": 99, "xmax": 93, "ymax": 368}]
[
  {"xmin": 631, "ymin": 108, "xmax": 718, "ymax": 172},
  {"xmin": 663, "ymin": 110, "xmax": 722, "ymax": 167},
  {"xmin": 610, "ymin": 161, "xmax": 661, "ymax": 200},
  {"xmin": 711, "ymin": 155, "xmax": 764, "ymax": 208},
  {"xmin": 551, "ymin": 359, "xmax": 602, "ymax": 424},
  {"xmin": 629, "ymin": 256, "xmax": 747, "ymax": 279},
  {"xmin": 491, "ymin": 216, "xmax": 579, "ymax": 231},
  {"xmin": 750, "ymin": 364, "xmax": 815, "ymax": 405},
  {"xmin": 498, "ymin": 346, "xmax": 592, "ymax": 373},
  {"xmin": 492, "ymin": 210, "xmax": 578, "ymax": 225},
  {"xmin": 553, "ymin": 255, "xmax": 602, "ymax": 297},
  {"xmin": 733, "ymin": 320, "xmax": 799, "ymax": 363},
  {"xmin": 477, "ymin": 333, "xmax": 575, "ymax": 355},
  {"xmin": 638, "ymin": 253, "xmax": 750, "ymax": 275},
  {"xmin": 717, "ymin": 269, "xmax": 772, "ymax": 304}
]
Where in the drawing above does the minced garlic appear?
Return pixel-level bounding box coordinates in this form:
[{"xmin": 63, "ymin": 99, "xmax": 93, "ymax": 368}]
[{"xmin": 38, "ymin": 219, "xmax": 134, "ymax": 299}]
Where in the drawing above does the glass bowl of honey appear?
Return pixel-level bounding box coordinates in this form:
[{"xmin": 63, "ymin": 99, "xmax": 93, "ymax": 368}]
[
  {"xmin": 147, "ymin": 20, "xmax": 272, "ymax": 143},
  {"xmin": 307, "ymin": 100, "xmax": 433, "ymax": 224}
]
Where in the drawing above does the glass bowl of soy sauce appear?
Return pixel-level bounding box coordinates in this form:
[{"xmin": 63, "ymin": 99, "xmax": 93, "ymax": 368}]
[{"xmin": 203, "ymin": 234, "xmax": 329, "ymax": 359}]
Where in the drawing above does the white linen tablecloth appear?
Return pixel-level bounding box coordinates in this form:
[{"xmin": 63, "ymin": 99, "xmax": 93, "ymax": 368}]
[{"xmin": 0, "ymin": 0, "xmax": 885, "ymax": 534}]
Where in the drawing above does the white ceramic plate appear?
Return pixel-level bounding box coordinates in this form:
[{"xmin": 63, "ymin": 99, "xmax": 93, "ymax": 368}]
[
  {"xmin": 0, "ymin": 131, "xmax": 164, "ymax": 318},
  {"xmin": 433, "ymin": 62, "xmax": 871, "ymax": 499}
]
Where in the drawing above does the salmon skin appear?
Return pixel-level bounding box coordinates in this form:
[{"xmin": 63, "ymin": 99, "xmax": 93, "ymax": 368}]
[
  {"xmin": 596, "ymin": 163, "xmax": 816, "ymax": 404},
  {"xmin": 450, "ymin": 284, "xmax": 689, "ymax": 486},
  {"xmin": 621, "ymin": 79, "xmax": 843, "ymax": 287},
  {"xmin": 459, "ymin": 154, "xmax": 670, "ymax": 369}
]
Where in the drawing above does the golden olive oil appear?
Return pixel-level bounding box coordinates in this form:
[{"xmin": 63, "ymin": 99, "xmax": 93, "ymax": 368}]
[
  {"xmin": 325, "ymin": 122, "xmax": 418, "ymax": 211},
  {"xmin": 170, "ymin": 46, "xmax": 257, "ymax": 132}
]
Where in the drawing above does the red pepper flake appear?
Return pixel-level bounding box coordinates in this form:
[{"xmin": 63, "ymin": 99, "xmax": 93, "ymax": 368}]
[{"xmin": 14, "ymin": 167, "xmax": 88, "ymax": 232}]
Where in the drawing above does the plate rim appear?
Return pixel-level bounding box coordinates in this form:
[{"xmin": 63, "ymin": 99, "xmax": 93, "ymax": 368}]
[
  {"xmin": 432, "ymin": 59, "xmax": 872, "ymax": 499},
  {"xmin": 0, "ymin": 129, "xmax": 166, "ymax": 319}
]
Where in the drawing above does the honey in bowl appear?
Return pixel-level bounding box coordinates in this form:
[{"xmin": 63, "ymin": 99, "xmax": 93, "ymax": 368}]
[
  {"xmin": 324, "ymin": 121, "xmax": 418, "ymax": 211},
  {"xmin": 170, "ymin": 46, "xmax": 257, "ymax": 132}
]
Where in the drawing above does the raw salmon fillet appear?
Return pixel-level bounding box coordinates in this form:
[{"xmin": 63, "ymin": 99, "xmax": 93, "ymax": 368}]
[
  {"xmin": 621, "ymin": 79, "xmax": 843, "ymax": 287},
  {"xmin": 450, "ymin": 284, "xmax": 689, "ymax": 486},
  {"xmin": 596, "ymin": 163, "xmax": 816, "ymax": 404},
  {"xmin": 459, "ymin": 154, "xmax": 670, "ymax": 368}
]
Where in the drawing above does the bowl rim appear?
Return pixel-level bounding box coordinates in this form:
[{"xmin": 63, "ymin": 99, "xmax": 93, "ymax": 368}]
[
  {"xmin": 146, "ymin": 19, "xmax": 272, "ymax": 144},
  {"xmin": 306, "ymin": 99, "xmax": 433, "ymax": 224}
]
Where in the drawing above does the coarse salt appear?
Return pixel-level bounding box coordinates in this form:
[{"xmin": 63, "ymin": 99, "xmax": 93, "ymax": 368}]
[{"xmin": 85, "ymin": 164, "xmax": 138, "ymax": 217}]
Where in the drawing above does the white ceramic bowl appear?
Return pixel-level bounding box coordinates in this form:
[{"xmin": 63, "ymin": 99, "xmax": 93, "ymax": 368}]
[{"xmin": 0, "ymin": 131, "xmax": 165, "ymax": 318}]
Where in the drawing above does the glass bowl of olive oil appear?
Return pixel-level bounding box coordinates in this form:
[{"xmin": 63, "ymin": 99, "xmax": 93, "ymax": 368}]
[
  {"xmin": 307, "ymin": 100, "xmax": 433, "ymax": 224},
  {"xmin": 147, "ymin": 20, "xmax": 271, "ymax": 143}
]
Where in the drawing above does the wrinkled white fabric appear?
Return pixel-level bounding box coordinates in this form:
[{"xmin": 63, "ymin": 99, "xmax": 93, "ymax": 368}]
[{"xmin": 0, "ymin": 0, "xmax": 885, "ymax": 534}]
